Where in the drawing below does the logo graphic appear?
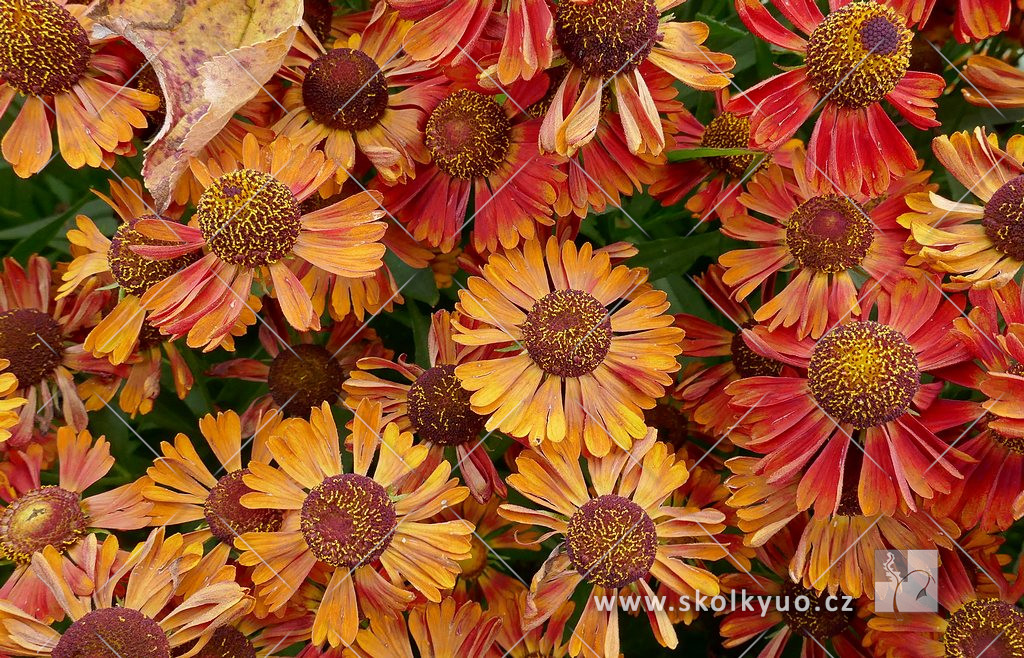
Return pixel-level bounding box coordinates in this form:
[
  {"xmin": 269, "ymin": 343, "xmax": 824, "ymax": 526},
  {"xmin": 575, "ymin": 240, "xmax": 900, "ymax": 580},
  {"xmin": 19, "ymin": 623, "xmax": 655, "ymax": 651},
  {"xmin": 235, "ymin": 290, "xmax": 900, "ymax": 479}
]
[{"xmin": 874, "ymin": 550, "xmax": 938, "ymax": 613}]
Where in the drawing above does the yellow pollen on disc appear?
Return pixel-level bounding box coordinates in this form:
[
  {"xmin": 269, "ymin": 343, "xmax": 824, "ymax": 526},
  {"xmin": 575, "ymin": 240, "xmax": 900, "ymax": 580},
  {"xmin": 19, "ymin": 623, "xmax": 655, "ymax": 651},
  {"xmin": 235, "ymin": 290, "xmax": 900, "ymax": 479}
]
[
  {"xmin": 425, "ymin": 90, "xmax": 512, "ymax": 180},
  {"xmin": 785, "ymin": 194, "xmax": 874, "ymax": 273},
  {"xmin": 944, "ymin": 599, "xmax": 1024, "ymax": 658},
  {"xmin": 204, "ymin": 469, "xmax": 283, "ymax": 544},
  {"xmin": 701, "ymin": 113, "xmax": 762, "ymax": 178},
  {"xmin": 554, "ymin": 0, "xmax": 661, "ymax": 78},
  {"xmin": 807, "ymin": 321, "xmax": 920, "ymax": 428},
  {"xmin": 300, "ymin": 473, "xmax": 397, "ymax": 568},
  {"xmin": 520, "ymin": 289, "xmax": 613, "ymax": 378},
  {"xmin": 196, "ymin": 169, "xmax": 301, "ymax": 268},
  {"xmin": 983, "ymin": 174, "xmax": 1024, "ymax": 261},
  {"xmin": 0, "ymin": 486, "xmax": 88, "ymax": 564},
  {"xmin": 565, "ymin": 494, "xmax": 657, "ymax": 588},
  {"xmin": 53, "ymin": 608, "xmax": 170, "ymax": 658},
  {"xmin": 804, "ymin": 2, "xmax": 912, "ymax": 108},
  {"xmin": 407, "ymin": 364, "xmax": 487, "ymax": 446},
  {"xmin": 0, "ymin": 0, "xmax": 91, "ymax": 96},
  {"xmin": 302, "ymin": 48, "xmax": 389, "ymax": 131},
  {"xmin": 107, "ymin": 219, "xmax": 200, "ymax": 296}
]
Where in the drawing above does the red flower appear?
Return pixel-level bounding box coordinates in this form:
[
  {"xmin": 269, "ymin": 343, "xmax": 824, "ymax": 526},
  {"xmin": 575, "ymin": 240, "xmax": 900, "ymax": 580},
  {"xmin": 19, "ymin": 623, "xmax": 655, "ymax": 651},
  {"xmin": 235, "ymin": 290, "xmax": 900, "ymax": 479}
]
[
  {"xmin": 729, "ymin": 0, "xmax": 944, "ymax": 199},
  {"xmin": 727, "ymin": 274, "xmax": 971, "ymax": 515}
]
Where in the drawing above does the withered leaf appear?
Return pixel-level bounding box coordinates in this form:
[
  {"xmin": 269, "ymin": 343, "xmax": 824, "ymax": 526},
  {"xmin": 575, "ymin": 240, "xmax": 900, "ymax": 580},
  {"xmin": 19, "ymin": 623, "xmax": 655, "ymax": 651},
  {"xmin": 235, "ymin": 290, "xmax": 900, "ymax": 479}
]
[{"xmin": 89, "ymin": 0, "xmax": 304, "ymax": 210}]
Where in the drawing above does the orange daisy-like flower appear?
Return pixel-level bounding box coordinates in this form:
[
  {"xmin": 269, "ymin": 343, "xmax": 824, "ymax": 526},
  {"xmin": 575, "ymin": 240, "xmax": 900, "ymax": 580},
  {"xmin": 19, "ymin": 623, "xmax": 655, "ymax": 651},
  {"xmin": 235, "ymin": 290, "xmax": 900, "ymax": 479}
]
[
  {"xmin": 718, "ymin": 519, "xmax": 871, "ymax": 657},
  {"xmin": 718, "ymin": 141, "xmax": 931, "ymax": 339},
  {"xmin": 729, "ymin": 0, "xmax": 944, "ymax": 199},
  {"xmin": 380, "ymin": 87, "xmax": 564, "ymax": 253},
  {"xmin": 210, "ymin": 309, "xmax": 390, "ymax": 430},
  {"xmin": 0, "ymin": 256, "xmax": 123, "ymax": 445},
  {"xmin": 0, "ymin": 427, "xmax": 150, "ymax": 621},
  {"xmin": 142, "ymin": 410, "xmax": 285, "ymax": 547},
  {"xmin": 134, "ymin": 134, "xmax": 388, "ymax": 348},
  {"xmin": 235, "ymin": 400, "xmax": 473, "ymax": 648},
  {"xmin": 452, "ymin": 237, "xmax": 683, "ymax": 455},
  {"xmin": 866, "ymin": 537, "xmax": 1024, "ymax": 657},
  {"xmin": 277, "ymin": 14, "xmax": 446, "ymax": 187},
  {"xmin": 344, "ymin": 309, "xmax": 504, "ymax": 502},
  {"xmin": 0, "ymin": 0, "xmax": 160, "ymax": 177},
  {"xmin": 727, "ymin": 275, "xmax": 971, "ymax": 516},
  {"xmin": 58, "ymin": 178, "xmax": 199, "ymax": 417},
  {"xmin": 902, "ymin": 127, "xmax": 1024, "ymax": 290},
  {"xmin": 0, "ymin": 528, "xmax": 252, "ymax": 656},
  {"xmin": 499, "ymin": 433, "xmax": 729, "ymax": 655},
  {"xmin": 540, "ymin": 0, "xmax": 735, "ymax": 157},
  {"xmin": 725, "ymin": 456, "xmax": 958, "ymax": 598}
]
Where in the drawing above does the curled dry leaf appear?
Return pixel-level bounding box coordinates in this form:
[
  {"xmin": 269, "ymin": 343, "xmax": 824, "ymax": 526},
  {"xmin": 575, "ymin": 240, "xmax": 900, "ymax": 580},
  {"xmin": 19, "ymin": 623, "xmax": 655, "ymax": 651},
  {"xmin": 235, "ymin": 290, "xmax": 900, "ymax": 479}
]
[{"xmin": 89, "ymin": 0, "xmax": 304, "ymax": 210}]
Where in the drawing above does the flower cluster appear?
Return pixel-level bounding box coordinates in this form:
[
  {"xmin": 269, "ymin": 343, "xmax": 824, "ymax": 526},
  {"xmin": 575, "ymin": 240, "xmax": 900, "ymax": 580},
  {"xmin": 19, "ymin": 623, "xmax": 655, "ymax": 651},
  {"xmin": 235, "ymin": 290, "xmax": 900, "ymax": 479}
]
[{"xmin": 1, "ymin": 0, "xmax": 1024, "ymax": 655}]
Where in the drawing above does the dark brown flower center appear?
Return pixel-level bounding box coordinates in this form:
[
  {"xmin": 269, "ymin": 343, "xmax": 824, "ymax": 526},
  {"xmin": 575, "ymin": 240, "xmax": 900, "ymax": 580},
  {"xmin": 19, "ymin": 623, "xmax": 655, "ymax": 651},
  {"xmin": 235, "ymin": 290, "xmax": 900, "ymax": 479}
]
[
  {"xmin": 983, "ymin": 175, "xmax": 1024, "ymax": 261},
  {"xmin": 701, "ymin": 113, "xmax": 760, "ymax": 178},
  {"xmin": 730, "ymin": 323, "xmax": 782, "ymax": 378},
  {"xmin": 0, "ymin": 0, "xmax": 91, "ymax": 96},
  {"xmin": 303, "ymin": 0, "xmax": 335, "ymax": 45},
  {"xmin": 408, "ymin": 364, "xmax": 487, "ymax": 446},
  {"xmin": 0, "ymin": 308, "xmax": 63, "ymax": 386},
  {"xmin": 555, "ymin": 0, "xmax": 660, "ymax": 78},
  {"xmin": 0, "ymin": 486, "xmax": 88, "ymax": 564},
  {"xmin": 109, "ymin": 218, "xmax": 201, "ymax": 296},
  {"xmin": 805, "ymin": 2, "xmax": 911, "ymax": 108},
  {"xmin": 425, "ymin": 90, "xmax": 511, "ymax": 179},
  {"xmin": 133, "ymin": 65, "xmax": 166, "ymax": 138},
  {"xmin": 173, "ymin": 627, "xmax": 256, "ymax": 658},
  {"xmin": 54, "ymin": 607, "xmax": 169, "ymax": 658},
  {"xmin": 779, "ymin": 581, "xmax": 853, "ymax": 640},
  {"xmin": 521, "ymin": 289, "xmax": 612, "ymax": 378},
  {"xmin": 808, "ymin": 321, "xmax": 920, "ymax": 428},
  {"xmin": 204, "ymin": 469, "xmax": 283, "ymax": 543},
  {"xmin": 300, "ymin": 473, "xmax": 396, "ymax": 568},
  {"xmin": 267, "ymin": 344, "xmax": 345, "ymax": 417},
  {"xmin": 196, "ymin": 169, "xmax": 301, "ymax": 268},
  {"xmin": 991, "ymin": 425, "xmax": 1024, "ymax": 455},
  {"xmin": 944, "ymin": 599, "xmax": 1024, "ymax": 658},
  {"xmin": 302, "ymin": 48, "xmax": 389, "ymax": 131},
  {"xmin": 786, "ymin": 195, "xmax": 873, "ymax": 273},
  {"xmin": 565, "ymin": 494, "xmax": 657, "ymax": 589}
]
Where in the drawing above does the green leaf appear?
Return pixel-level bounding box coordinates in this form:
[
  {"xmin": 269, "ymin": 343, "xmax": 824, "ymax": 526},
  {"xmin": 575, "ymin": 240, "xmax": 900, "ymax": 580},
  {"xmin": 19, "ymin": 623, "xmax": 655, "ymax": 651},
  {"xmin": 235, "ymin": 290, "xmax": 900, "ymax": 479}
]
[
  {"xmin": 407, "ymin": 300, "xmax": 431, "ymax": 368},
  {"xmin": 629, "ymin": 232, "xmax": 735, "ymax": 279},
  {"xmin": 5, "ymin": 194, "xmax": 90, "ymax": 261},
  {"xmin": 384, "ymin": 250, "xmax": 439, "ymax": 306},
  {"xmin": 667, "ymin": 147, "xmax": 758, "ymax": 162}
]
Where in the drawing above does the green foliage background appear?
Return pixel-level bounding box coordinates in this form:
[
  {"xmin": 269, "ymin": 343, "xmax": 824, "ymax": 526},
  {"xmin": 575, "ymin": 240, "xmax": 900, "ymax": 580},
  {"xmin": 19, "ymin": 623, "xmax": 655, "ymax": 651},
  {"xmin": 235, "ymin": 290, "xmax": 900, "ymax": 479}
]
[{"xmin": 2, "ymin": 0, "xmax": 1023, "ymax": 654}]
